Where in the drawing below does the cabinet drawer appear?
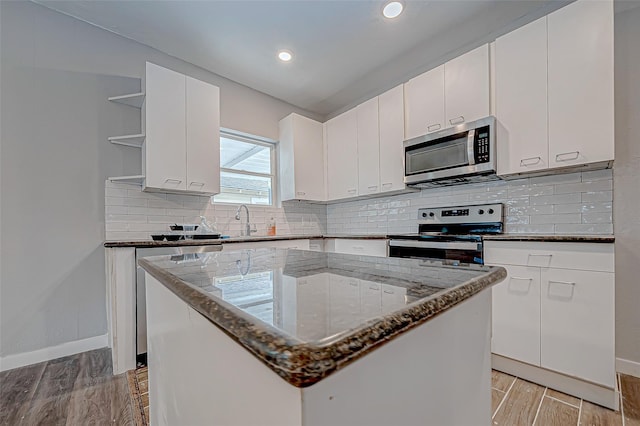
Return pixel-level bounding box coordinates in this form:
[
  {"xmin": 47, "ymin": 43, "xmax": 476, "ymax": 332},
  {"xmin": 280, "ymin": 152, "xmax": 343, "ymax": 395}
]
[
  {"xmin": 540, "ymin": 268, "xmax": 615, "ymax": 387},
  {"xmin": 222, "ymin": 239, "xmax": 310, "ymax": 251},
  {"xmin": 484, "ymin": 241, "xmax": 614, "ymax": 272},
  {"xmin": 332, "ymin": 239, "xmax": 388, "ymax": 257},
  {"xmin": 490, "ymin": 265, "xmax": 541, "ymax": 366}
]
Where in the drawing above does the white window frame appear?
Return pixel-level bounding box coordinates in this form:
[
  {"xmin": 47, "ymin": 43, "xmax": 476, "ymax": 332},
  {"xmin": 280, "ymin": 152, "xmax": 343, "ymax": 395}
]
[{"xmin": 213, "ymin": 129, "xmax": 278, "ymax": 206}]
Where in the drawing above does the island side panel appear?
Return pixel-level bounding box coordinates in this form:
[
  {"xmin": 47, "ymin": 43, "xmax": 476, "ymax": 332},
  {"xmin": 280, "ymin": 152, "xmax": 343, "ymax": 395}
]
[
  {"xmin": 301, "ymin": 291, "xmax": 492, "ymax": 426},
  {"xmin": 145, "ymin": 274, "xmax": 302, "ymax": 426}
]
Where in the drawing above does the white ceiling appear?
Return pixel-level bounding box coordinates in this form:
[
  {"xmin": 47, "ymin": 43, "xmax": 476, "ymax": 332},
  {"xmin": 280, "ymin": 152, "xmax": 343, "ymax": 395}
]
[{"xmin": 36, "ymin": 0, "xmax": 571, "ymax": 117}]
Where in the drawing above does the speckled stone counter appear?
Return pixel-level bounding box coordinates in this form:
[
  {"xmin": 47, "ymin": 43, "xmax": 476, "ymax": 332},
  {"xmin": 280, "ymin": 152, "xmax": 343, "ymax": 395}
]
[
  {"xmin": 139, "ymin": 248, "xmax": 506, "ymax": 387},
  {"xmin": 104, "ymin": 234, "xmax": 321, "ymax": 248},
  {"xmin": 482, "ymin": 234, "xmax": 615, "ymax": 243}
]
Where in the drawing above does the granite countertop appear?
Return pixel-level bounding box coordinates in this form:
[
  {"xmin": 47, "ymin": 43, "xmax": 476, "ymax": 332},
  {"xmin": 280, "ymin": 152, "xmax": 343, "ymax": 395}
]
[
  {"xmin": 139, "ymin": 248, "xmax": 506, "ymax": 387},
  {"xmin": 482, "ymin": 234, "xmax": 615, "ymax": 243},
  {"xmin": 104, "ymin": 234, "xmax": 322, "ymax": 248}
]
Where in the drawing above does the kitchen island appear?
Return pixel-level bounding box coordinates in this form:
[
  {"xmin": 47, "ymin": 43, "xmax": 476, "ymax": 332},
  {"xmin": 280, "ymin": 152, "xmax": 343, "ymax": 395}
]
[{"xmin": 139, "ymin": 248, "xmax": 506, "ymax": 426}]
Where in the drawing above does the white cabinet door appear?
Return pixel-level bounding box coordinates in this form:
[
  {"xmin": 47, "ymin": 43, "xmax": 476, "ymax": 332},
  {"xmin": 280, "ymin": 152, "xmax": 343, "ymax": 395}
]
[
  {"xmin": 547, "ymin": 0, "xmax": 614, "ymax": 169},
  {"xmin": 540, "ymin": 268, "xmax": 615, "ymax": 388},
  {"xmin": 357, "ymin": 97, "xmax": 380, "ymax": 195},
  {"xmin": 378, "ymin": 85, "xmax": 405, "ymax": 192},
  {"xmin": 332, "ymin": 239, "xmax": 388, "ymax": 257},
  {"xmin": 279, "ymin": 114, "xmax": 325, "ymax": 201},
  {"xmin": 185, "ymin": 76, "xmax": 220, "ymax": 195},
  {"xmin": 495, "ymin": 17, "xmax": 549, "ymax": 176},
  {"xmin": 145, "ymin": 62, "xmax": 186, "ymax": 191},
  {"xmin": 491, "ymin": 265, "xmax": 541, "ymax": 366},
  {"xmin": 326, "ymin": 109, "xmax": 358, "ymax": 200},
  {"xmin": 444, "ymin": 44, "xmax": 490, "ymax": 128},
  {"xmin": 404, "ymin": 65, "xmax": 445, "ymax": 140}
]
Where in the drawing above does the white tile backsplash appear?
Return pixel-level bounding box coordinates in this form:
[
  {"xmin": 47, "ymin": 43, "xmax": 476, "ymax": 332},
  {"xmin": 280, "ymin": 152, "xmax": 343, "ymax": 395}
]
[
  {"xmin": 106, "ymin": 170, "xmax": 613, "ymax": 241},
  {"xmin": 105, "ymin": 181, "xmax": 327, "ymax": 241},
  {"xmin": 327, "ymin": 170, "xmax": 614, "ymax": 235}
]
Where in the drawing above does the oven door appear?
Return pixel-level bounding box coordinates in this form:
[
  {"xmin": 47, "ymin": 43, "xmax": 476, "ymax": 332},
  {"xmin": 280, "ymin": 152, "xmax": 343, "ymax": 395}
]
[{"xmin": 388, "ymin": 239, "xmax": 484, "ymax": 265}]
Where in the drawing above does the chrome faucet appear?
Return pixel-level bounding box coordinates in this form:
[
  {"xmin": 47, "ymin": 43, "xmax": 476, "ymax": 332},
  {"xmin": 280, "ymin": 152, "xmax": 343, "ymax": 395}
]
[{"xmin": 235, "ymin": 204, "xmax": 255, "ymax": 236}]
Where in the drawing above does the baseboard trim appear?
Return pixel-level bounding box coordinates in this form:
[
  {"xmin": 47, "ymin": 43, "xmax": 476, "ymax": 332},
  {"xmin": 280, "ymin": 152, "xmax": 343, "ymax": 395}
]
[
  {"xmin": 0, "ymin": 334, "xmax": 108, "ymax": 372},
  {"xmin": 616, "ymin": 357, "xmax": 640, "ymax": 378},
  {"xmin": 492, "ymin": 354, "xmax": 619, "ymax": 410}
]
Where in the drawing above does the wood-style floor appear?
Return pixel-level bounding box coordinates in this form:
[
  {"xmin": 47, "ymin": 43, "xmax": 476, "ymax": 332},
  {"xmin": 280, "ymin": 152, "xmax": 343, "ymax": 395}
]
[
  {"xmin": 492, "ymin": 370, "xmax": 640, "ymax": 426},
  {"xmin": 2, "ymin": 348, "xmax": 639, "ymax": 426},
  {"xmin": 0, "ymin": 348, "xmax": 133, "ymax": 425}
]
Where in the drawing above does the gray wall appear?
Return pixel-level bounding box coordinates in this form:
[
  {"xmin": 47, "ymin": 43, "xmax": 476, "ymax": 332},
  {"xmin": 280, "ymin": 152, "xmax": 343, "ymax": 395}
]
[
  {"xmin": 0, "ymin": 1, "xmax": 318, "ymax": 358},
  {"xmin": 614, "ymin": 6, "xmax": 640, "ymax": 366}
]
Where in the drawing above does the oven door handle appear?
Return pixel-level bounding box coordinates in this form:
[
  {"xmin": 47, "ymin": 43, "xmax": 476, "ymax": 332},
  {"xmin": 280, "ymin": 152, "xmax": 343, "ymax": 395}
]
[{"xmin": 389, "ymin": 240, "xmax": 481, "ymax": 251}]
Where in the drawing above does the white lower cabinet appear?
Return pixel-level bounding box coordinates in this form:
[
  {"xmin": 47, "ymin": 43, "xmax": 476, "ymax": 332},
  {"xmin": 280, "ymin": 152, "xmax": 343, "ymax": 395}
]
[
  {"xmin": 486, "ymin": 241, "xmax": 615, "ymax": 405},
  {"xmin": 325, "ymin": 239, "xmax": 388, "ymax": 257},
  {"xmin": 540, "ymin": 268, "xmax": 615, "ymax": 388},
  {"xmin": 491, "ymin": 265, "xmax": 541, "ymax": 366}
]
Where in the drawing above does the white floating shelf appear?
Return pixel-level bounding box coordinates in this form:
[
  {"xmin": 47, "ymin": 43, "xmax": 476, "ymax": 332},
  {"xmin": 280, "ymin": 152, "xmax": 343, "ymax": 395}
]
[
  {"xmin": 108, "ymin": 175, "xmax": 145, "ymax": 185},
  {"xmin": 108, "ymin": 133, "xmax": 145, "ymax": 148},
  {"xmin": 108, "ymin": 92, "xmax": 145, "ymax": 108}
]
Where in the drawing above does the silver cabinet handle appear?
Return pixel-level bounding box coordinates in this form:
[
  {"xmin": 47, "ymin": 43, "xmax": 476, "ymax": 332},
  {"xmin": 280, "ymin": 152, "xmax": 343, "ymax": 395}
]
[
  {"xmin": 347, "ymin": 189, "xmax": 357, "ymax": 194},
  {"xmin": 383, "ymin": 289, "xmax": 394, "ymax": 294},
  {"xmin": 511, "ymin": 276, "xmax": 533, "ymax": 281},
  {"xmin": 296, "ymin": 191, "xmax": 306, "ymax": 196},
  {"xmin": 449, "ymin": 116, "xmax": 465, "ymax": 125},
  {"xmin": 368, "ymin": 185, "xmax": 378, "ymax": 190},
  {"xmin": 382, "ymin": 182, "xmax": 393, "ymax": 188},
  {"xmin": 369, "ymin": 285, "xmax": 379, "ymax": 290},
  {"xmin": 352, "ymin": 246, "xmax": 364, "ymax": 251},
  {"xmin": 520, "ymin": 156, "xmax": 542, "ymax": 166},
  {"xmin": 189, "ymin": 182, "xmax": 205, "ymax": 187},
  {"xmin": 427, "ymin": 123, "xmax": 441, "ymax": 132},
  {"xmin": 165, "ymin": 179, "xmax": 182, "ymax": 184},
  {"xmin": 556, "ymin": 151, "xmax": 580, "ymax": 161},
  {"xmin": 529, "ymin": 253, "xmax": 553, "ymax": 258},
  {"xmin": 549, "ymin": 280, "xmax": 576, "ymax": 286},
  {"xmin": 349, "ymin": 282, "xmax": 358, "ymax": 287}
]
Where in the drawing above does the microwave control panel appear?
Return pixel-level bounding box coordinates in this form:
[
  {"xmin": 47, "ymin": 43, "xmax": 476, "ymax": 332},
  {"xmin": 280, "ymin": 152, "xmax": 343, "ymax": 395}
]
[{"xmin": 474, "ymin": 125, "xmax": 491, "ymax": 163}]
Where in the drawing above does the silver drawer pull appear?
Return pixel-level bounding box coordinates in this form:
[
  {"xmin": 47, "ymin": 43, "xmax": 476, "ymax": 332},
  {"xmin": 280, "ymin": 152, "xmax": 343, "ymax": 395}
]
[
  {"xmin": 520, "ymin": 156, "xmax": 542, "ymax": 166},
  {"xmin": 549, "ymin": 280, "xmax": 575, "ymax": 286},
  {"xmin": 165, "ymin": 178, "xmax": 182, "ymax": 184},
  {"xmin": 556, "ymin": 151, "xmax": 580, "ymax": 161},
  {"xmin": 529, "ymin": 253, "xmax": 553, "ymax": 258},
  {"xmin": 382, "ymin": 182, "xmax": 393, "ymax": 188},
  {"xmin": 427, "ymin": 123, "xmax": 441, "ymax": 132},
  {"xmin": 511, "ymin": 276, "xmax": 533, "ymax": 281},
  {"xmin": 189, "ymin": 181, "xmax": 205, "ymax": 187},
  {"xmin": 347, "ymin": 189, "xmax": 357, "ymax": 194},
  {"xmin": 368, "ymin": 185, "xmax": 378, "ymax": 190},
  {"xmin": 449, "ymin": 116, "xmax": 465, "ymax": 125},
  {"xmin": 296, "ymin": 191, "xmax": 306, "ymax": 196},
  {"xmin": 369, "ymin": 285, "xmax": 379, "ymax": 290},
  {"xmin": 383, "ymin": 289, "xmax": 394, "ymax": 294}
]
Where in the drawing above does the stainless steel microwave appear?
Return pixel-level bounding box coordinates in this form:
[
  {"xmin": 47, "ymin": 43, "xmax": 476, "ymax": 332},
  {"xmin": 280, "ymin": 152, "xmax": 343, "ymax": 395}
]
[{"xmin": 403, "ymin": 116, "xmax": 498, "ymax": 187}]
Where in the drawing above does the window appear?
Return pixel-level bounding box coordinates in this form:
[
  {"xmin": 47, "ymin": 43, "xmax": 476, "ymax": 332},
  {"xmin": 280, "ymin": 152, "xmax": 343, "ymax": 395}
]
[{"xmin": 213, "ymin": 131, "xmax": 276, "ymax": 205}]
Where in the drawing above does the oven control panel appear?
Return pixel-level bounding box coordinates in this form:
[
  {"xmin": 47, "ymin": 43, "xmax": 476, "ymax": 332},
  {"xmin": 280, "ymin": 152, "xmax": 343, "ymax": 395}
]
[{"xmin": 418, "ymin": 203, "xmax": 503, "ymax": 224}]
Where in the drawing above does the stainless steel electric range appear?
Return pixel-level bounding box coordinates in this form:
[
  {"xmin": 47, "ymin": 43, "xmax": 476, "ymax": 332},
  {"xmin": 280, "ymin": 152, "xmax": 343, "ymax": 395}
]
[{"xmin": 388, "ymin": 203, "xmax": 504, "ymax": 265}]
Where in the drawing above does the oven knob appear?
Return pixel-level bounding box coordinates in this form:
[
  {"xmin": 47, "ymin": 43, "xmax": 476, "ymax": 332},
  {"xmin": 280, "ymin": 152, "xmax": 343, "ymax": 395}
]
[
  {"xmin": 478, "ymin": 209, "xmax": 484, "ymax": 215},
  {"xmin": 422, "ymin": 212, "xmax": 427, "ymax": 218},
  {"xmin": 488, "ymin": 208, "xmax": 494, "ymax": 214},
  {"xmin": 429, "ymin": 212, "xmax": 435, "ymax": 217}
]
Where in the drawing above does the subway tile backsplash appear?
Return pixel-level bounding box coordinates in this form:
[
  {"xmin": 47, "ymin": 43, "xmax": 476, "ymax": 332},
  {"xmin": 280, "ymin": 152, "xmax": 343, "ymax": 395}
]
[
  {"xmin": 105, "ymin": 181, "xmax": 326, "ymax": 241},
  {"xmin": 326, "ymin": 170, "xmax": 614, "ymax": 235},
  {"xmin": 105, "ymin": 169, "xmax": 613, "ymax": 241}
]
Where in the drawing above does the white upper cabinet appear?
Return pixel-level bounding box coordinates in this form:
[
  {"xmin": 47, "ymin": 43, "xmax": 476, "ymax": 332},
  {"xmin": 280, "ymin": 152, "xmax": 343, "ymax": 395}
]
[
  {"xmin": 444, "ymin": 44, "xmax": 490, "ymax": 128},
  {"xmin": 145, "ymin": 62, "xmax": 187, "ymax": 192},
  {"xmin": 496, "ymin": 17, "xmax": 549, "ymax": 175},
  {"xmin": 279, "ymin": 114, "xmax": 325, "ymax": 201},
  {"xmin": 547, "ymin": 0, "xmax": 614, "ymax": 169},
  {"xmin": 404, "ymin": 65, "xmax": 445, "ymax": 139},
  {"xmin": 356, "ymin": 97, "xmax": 380, "ymax": 195},
  {"xmin": 326, "ymin": 109, "xmax": 358, "ymax": 200},
  {"xmin": 378, "ymin": 85, "xmax": 406, "ymax": 192},
  {"xmin": 186, "ymin": 76, "xmax": 220, "ymax": 195},
  {"xmin": 144, "ymin": 62, "xmax": 220, "ymax": 195}
]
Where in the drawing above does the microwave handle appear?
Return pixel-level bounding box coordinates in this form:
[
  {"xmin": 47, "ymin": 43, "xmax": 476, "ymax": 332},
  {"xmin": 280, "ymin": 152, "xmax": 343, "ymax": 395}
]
[{"xmin": 467, "ymin": 130, "xmax": 476, "ymax": 166}]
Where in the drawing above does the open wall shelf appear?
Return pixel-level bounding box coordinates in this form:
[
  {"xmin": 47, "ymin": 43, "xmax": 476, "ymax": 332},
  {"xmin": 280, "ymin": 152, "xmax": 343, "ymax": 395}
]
[
  {"xmin": 108, "ymin": 92, "xmax": 145, "ymax": 108},
  {"xmin": 108, "ymin": 134, "xmax": 145, "ymax": 148}
]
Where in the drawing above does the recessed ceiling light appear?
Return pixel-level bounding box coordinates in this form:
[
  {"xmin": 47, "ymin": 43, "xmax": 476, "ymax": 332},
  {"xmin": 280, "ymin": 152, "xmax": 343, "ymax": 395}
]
[
  {"xmin": 278, "ymin": 50, "xmax": 293, "ymax": 62},
  {"xmin": 382, "ymin": 1, "xmax": 404, "ymax": 19}
]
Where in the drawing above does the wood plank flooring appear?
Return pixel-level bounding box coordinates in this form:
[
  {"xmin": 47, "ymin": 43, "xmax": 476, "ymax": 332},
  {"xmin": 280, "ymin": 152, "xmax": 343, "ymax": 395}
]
[
  {"xmin": 492, "ymin": 370, "xmax": 640, "ymax": 426},
  {"xmin": 0, "ymin": 348, "xmax": 133, "ymax": 425}
]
